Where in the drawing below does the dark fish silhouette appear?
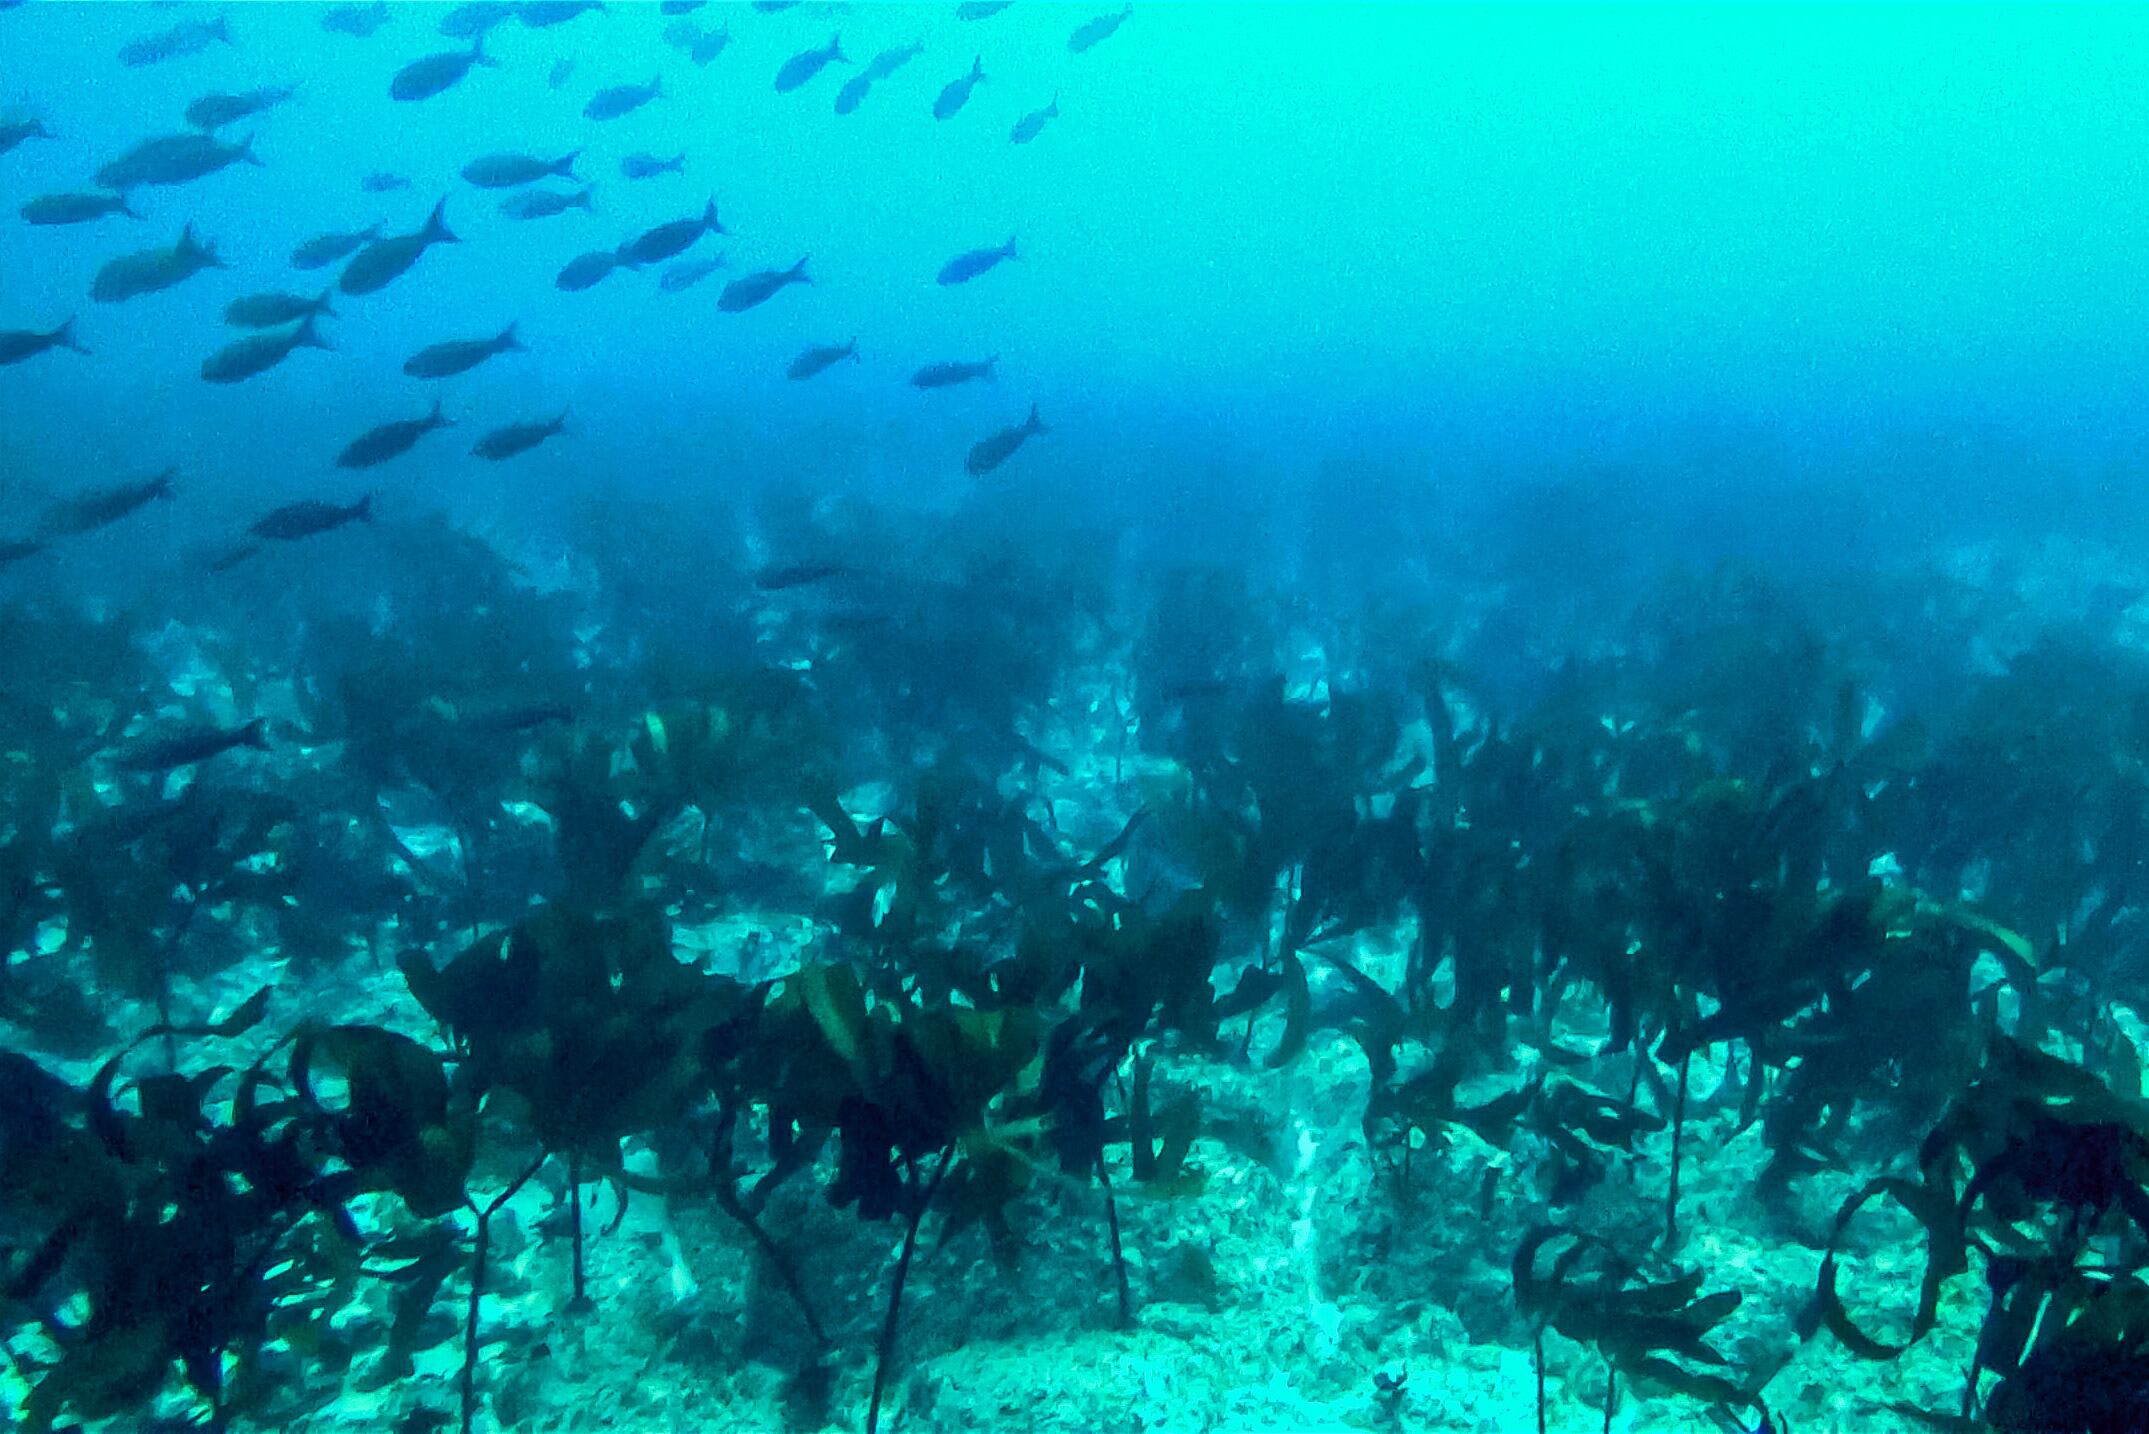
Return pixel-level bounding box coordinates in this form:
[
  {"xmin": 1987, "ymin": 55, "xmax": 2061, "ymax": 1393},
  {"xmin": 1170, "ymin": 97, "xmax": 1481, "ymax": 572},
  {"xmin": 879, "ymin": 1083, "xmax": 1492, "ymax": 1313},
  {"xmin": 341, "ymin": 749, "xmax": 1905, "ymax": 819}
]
[
  {"xmin": 658, "ymin": 255, "xmax": 725, "ymax": 292},
  {"xmin": 957, "ymin": 1, "xmax": 1014, "ymax": 17},
  {"xmin": 500, "ymin": 186, "xmax": 594, "ymax": 219},
  {"xmin": 205, "ymin": 542, "xmax": 260, "ymax": 573},
  {"xmin": 42, "ymin": 469, "xmax": 175, "ymax": 537},
  {"xmin": 390, "ymin": 40, "xmax": 496, "ymax": 102},
  {"xmin": 362, "ymin": 172, "xmax": 412, "ymax": 193},
  {"xmin": 1069, "ymin": 4, "xmax": 1133, "ymax": 53},
  {"xmin": 92, "ymin": 224, "xmax": 225, "ymax": 303},
  {"xmin": 585, "ymin": 77, "xmax": 662, "ymax": 121},
  {"xmin": 250, "ymin": 494, "xmax": 373, "ymax": 540},
  {"xmin": 96, "ymin": 132, "xmax": 260, "ymax": 190},
  {"xmin": 775, "ymin": 35, "xmax": 846, "ymax": 93},
  {"xmin": 622, "ymin": 152, "xmax": 686, "ymax": 179},
  {"xmin": 116, "ymin": 718, "xmax": 269, "ymax": 772},
  {"xmin": 200, "ymin": 314, "xmax": 331, "ymax": 384},
  {"xmin": 556, "ymin": 250, "xmax": 619, "ymax": 291},
  {"xmin": 834, "ymin": 73, "xmax": 875, "ymax": 116},
  {"xmin": 1011, "ymin": 93, "xmax": 1058, "ymax": 144},
  {"xmin": 0, "ymin": 118, "xmax": 52, "ymax": 156},
  {"xmin": 911, "ymin": 355, "xmax": 996, "ymax": 389},
  {"xmin": 755, "ymin": 562, "xmax": 853, "ymax": 590},
  {"xmin": 225, "ymin": 289, "xmax": 334, "ymax": 328},
  {"xmin": 688, "ymin": 25, "xmax": 730, "ymax": 64},
  {"xmin": 404, "ymin": 322, "xmax": 523, "ymax": 378},
  {"xmin": 291, "ymin": 224, "xmax": 380, "ymax": 270},
  {"xmin": 965, "ymin": 403, "xmax": 1046, "ymax": 475},
  {"xmin": 339, "ymin": 200, "xmax": 456, "ymax": 295},
  {"xmin": 0, "ymin": 537, "xmax": 48, "ymax": 568},
  {"xmin": 835, "ymin": 40, "xmax": 923, "ymax": 114},
  {"xmin": 937, "ymin": 236, "xmax": 1017, "ymax": 286},
  {"xmin": 550, "ymin": 58, "xmax": 577, "ymax": 89},
  {"xmin": 20, "ymin": 192, "xmax": 138, "ymax": 226},
  {"xmin": 462, "ymin": 151, "xmax": 580, "ymax": 188},
  {"xmin": 322, "ymin": 3, "xmax": 392, "ymax": 38},
  {"xmin": 473, "ymin": 411, "xmax": 568, "ymax": 460},
  {"xmin": 119, "ymin": 16, "xmax": 233, "ymax": 68},
  {"xmin": 717, "ymin": 256, "xmax": 809, "ymax": 312},
  {"xmin": 185, "ymin": 86, "xmax": 295, "ymax": 132},
  {"xmin": 519, "ymin": 1, "xmax": 606, "ymax": 28},
  {"xmin": 660, "ymin": 1, "xmax": 706, "ymax": 12},
  {"xmin": 615, "ymin": 199, "xmax": 724, "ymax": 267},
  {"xmin": 439, "ymin": 1, "xmax": 516, "ymax": 38},
  {"xmin": 0, "ymin": 319, "xmax": 88, "ymax": 367},
  {"xmin": 787, "ymin": 338, "xmax": 858, "ymax": 380},
  {"xmin": 338, "ymin": 400, "xmax": 452, "ymax": 468},
  {"xmin": 933, "ymin": 55, "xmax": 985, "ymax": 119}
]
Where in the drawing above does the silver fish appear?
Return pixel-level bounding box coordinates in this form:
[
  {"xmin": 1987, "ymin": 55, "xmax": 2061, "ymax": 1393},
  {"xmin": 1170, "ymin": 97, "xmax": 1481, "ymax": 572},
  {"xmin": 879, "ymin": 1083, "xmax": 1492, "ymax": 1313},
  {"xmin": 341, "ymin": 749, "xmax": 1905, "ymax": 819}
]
[
  {"xmin": 933, "ymin": 55, "xmax": 984, "ymax": 120},
  {"xmin": 937, "ymin": 235, "xmax": 1016, "ymax": 286},
  {"xmin": 775, "ymin": 35, "xmax": 846, "ymax": 93},
  {"xmin": 92, "ymin": 224, "xmax": 225, "ymax": 303},
  {"xmin": 717, "ymin": 255, "xmax": 809, "ymax": 312},
  {"xmin": 339, "ymin": 200, "xmax": 456, "ymax": 295},
  {"xmin": 965, "ymin": 403, "xmax": 1046, "ymax": 476},
  {"xmin": 20, "ymin": 191, "xmax": 138, "ymax": 226},
  {"xmin": 200, "ymin": 313, "xmax": 331, "ymax": 384},
  {"xmin": 404, "ymin": 322, "xmax": 523, "ymax": 378}
]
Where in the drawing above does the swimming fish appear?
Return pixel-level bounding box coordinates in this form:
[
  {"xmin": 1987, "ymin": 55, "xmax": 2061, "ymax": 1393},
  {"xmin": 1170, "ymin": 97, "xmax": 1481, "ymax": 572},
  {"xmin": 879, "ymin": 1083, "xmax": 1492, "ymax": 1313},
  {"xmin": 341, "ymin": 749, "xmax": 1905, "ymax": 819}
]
[
  {"xmin": 911, "ymin": 355, "xmax": 997, "ymax": 389},
  {"xmin": 362, "ymin": 172, "xmax": 412, "ymax": 193},
  {"xmin": 200, "ymin": 313, "xmax": 331, "ymax": 384},
  {"xmin": 339, "ymin": 200, "xmax": 456, "ymax": 295},
  {"xmin": 937, "ymin": 236, "xmax": 1017, "ymax": 286},
  {"xmin": 186, "ymin": 86, "xmax": 295, "ymax": 132},
  {"xmin": 660, "ymin": 1, "xmax": 705, "ymax": 12},
  {"xmin": 615, "ymin": 199, "xmax": 724, "ymax": 267},
  {"xmin": 500, "ymin": 186, "xmax": 594, "ymax": 219},
  {"xmin": 403, "ymin": 322, "xmax": 524, "ymax": 378},
  {"xmin": 473, "ymin": 411, "xmax": 568, "ymax": 460},
  {"xmin": 833, "ymin": 74, "xmax": 875, "ymax": 116},
  {"xmin": 864, "ymin": 39, "xmax": 925, "ymax": 80},
  {"xmin": 461, "ymin": 151, "xmax": 580, "ymax": 188},
  {"xmin": 933, "ymin": 56, "xmax": 985, "ymax": 120},
  {"xmin": 1069, "ymin": 4, "xmax": 1133, "ymax": 53},
  {"xmin": 775, "ymin": 35, "xmax": 846, "ymax": 94},
  {"xmin": 42, "ymin": 469, "xmax": 176, "ymax": 537},
  {"xmin": 956, "ymin": 2, "xmax": 1014, "ymax": 18},
  {"xmin": 622, "ymin": 152, "xmax": 686, "ymax": 179},
  {"xmin": 585, "ymin": 77, "xmax": 662, "ymax": 121},
  {"xmin": 250, "ymin": 494, "xmax": 373, "ymax": 540},
  {"xmin": 119, "ymin": 16, "xmax": 233, "ymax": 69},
  {"xmin": 519, "ymin": 1, "xmax": 605, "ymax": 28},
  {"xmin": 965, "ymin": 403, "xmax": 1046, "ymax": 475},
  {"xmin": 116, "ymin": 718, "xmax": 269, "ymax": 772},
  {"xmin": 658, "ymin": 255, "xmax": 725, "ymax": 292},
  {"xmin": 787, "ymin": 338, "xmax": 859, "ymax": 380},
  {"xmin": 438, "ymin": 1, "xmax": 516, "ymax": 38},
  {"xmin": 20, "ymin": 192, "xmax": 138, "ymax": 226},
  {"xmin": 556, "ymin": 250, "xmax": 619, "ymax": 291},
  {"xmin": 92, "ymin": 224, "xmax": 225, "ymax": 303},
  {"xmin": 0, "ymin": 318, "xmax": 88, "ymax": 367},
  {"xmin": 1011, "ymin": 94, "xmax": 1058, "ymax": 144},
  {"xmin": 549, "ymin": 58, "xmax": 577, "ymax": 89},
  {"xmin": 717, "ymin": 256, "xmax": 809, "ymax": 312},
  {"xmin": 96, "ymin": 132, "xmax": 260, "ymax": 190},
  {"xmin": 0, "ymin": 537, "xmax": 48, "ymax": 568},
  {"xmin": 225, "ymin": 289, "xmax": 335, "ymax": 328},
  {"xmin": 321, "ymin": 3, "xmax": 391, "ymax": 38},
  {"xmin": 291, "ymin": 224, "xmax": 380, "ymax": 269},
  {"xmin": 391, "ymin": 40, "xmax": 496, "ymax": 102},
  {"xmin": 689, "ymin": 26, "xmax": 730, "ymax": 64},
  {"xmin": 0, "ymin": 119, "xmax": 52, "ymax": 156},
  {"xmin": 338, "ymin": 400, "xmax": 452, "ymax": 468}
]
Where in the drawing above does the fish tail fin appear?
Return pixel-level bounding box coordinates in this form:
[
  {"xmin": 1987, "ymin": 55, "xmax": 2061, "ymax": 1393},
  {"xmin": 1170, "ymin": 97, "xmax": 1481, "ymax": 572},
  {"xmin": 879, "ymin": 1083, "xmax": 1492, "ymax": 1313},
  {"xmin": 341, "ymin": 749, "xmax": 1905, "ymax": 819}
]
[
  {"xmin": 1005, "ymin": 234, "xmax": 1019, "ymax": 259},
  {"xmin": 428, "ymin": 398, "xmax": 450, "ymax": 426},
  {"xmin": 848, "ymin": 337, "xmax": 861, "ymax": 360},
  {"xmin": 239, "ymin": 133, "xmax": 264, "ymax": 166},
  {"xmin": 214, "ymin": 14, "xmax": 234, "ymax": 44},
  {"xmin": 471, "ymin": 36, "xmax": 499, "ymax": 67},
  {"xmin": 985, "ymin": 354, "xmax": 999, "ymax": 375},
  {"xmin": 1028, "ymin": 403, "xmax": 1046, "ymax": 432},
  {"xmin": 652, "ymin": 74, "xmax": 664, "ymax": 96},
  {"xmin": 791, "ymin": 254, "xmax": 812, "ymax": 281},
  {"xmin": 831, "ymin": 34, "xmax": 848, "ymax": 61},
  {"xmin": 555, "ymin": 150, "xmax": 582, "ymax": 178},
  {"xmin": 154, "ymin": 468, "xmax": 179, "ymax": 498},
  {"xmin": 973, "ymin": 53, "xmax": 985, "ymax": 77},
  {"xmin": 500, "ymin": 321, "xmax": 525, "ymax": 351},
  {"xmin": 297, "ymin": 313, "xmax": 333, "ymax": 351},
  {"xmin": 1048, "ymin": 91, "xmax": 1059, "ymax": 113},
  {"xmin": 354, "ymin": 493, "xmax": 375, "ymax": 523},
  {"xmin": 119, "ymin": 194, "xmax": 143, "ymax": 220},
  {"xmin": 315, "ymin": 288, "xmax": 338, "ymax": 319},
  {"xmin": 667, "ymin": 153, "xmax": 686, "ymax": 172},
  {"xmin": 704, "ymin": 197, "xmax": 725, "ymax": 233},
  {"xmin": 574, "ymin": 186, "xmax": 595, "ymax": 211},
  {"xmin": 239, "ymin": 717, "xmax": 271, "ymax": 750},
  {"xmin": 552, "ymin": 408, "xmax": 571, "ymax": 433},
  {"xmin": 426, "ymin": 199, "xmax": 458, "ymax": 244},
  {"xmin": 55, "ymin": 317, "xmax": 88, "ymax": 355}
]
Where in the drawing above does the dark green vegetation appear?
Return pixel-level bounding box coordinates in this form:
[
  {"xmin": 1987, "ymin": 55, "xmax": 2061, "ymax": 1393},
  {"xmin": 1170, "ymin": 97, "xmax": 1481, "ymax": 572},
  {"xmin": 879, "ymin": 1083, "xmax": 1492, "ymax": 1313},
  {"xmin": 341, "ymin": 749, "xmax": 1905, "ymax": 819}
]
[{"xmin": 4, "ymin": 490, "xmax": 2149, "ymax": 1432}]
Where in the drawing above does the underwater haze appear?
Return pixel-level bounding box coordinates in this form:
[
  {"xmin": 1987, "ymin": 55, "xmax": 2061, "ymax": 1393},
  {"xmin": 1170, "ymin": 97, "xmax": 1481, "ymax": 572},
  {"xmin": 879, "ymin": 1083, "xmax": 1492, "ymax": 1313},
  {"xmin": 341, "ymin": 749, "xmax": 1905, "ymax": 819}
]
[{"xmin": 8, "ymin": 4, "xmax": 2149, "ymax": 1434}]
